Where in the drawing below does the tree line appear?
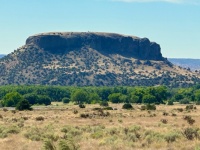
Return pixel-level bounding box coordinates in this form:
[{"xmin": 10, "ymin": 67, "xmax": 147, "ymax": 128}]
[{"xmin": 0, "ymin": 85, "xmax": 200, "ymax": 108}]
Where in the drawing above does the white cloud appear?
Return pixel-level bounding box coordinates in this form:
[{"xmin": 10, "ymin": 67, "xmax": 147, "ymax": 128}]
[{"xmin": 111, "ymin": 0, "xmax": 200, "ymax": 4}]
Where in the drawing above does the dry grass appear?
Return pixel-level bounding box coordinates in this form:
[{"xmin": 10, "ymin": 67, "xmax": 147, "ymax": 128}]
[{"xmin": 0, "ymin": 103, "xmax": 200, "ymax": 150}]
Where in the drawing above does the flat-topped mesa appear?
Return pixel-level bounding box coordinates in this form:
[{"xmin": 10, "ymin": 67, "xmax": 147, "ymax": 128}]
[{"xmin": 26, "ymin": 32, "xmax": 164, "ymax": 60}]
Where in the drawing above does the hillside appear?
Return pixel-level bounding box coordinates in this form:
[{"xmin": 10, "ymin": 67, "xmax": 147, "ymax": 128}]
[
  {"xmin": 0, "ymin": 55, "xmax": 5, "ymax": 58},
  {"xmin": 169, "ymin": 58, "xmax": 200, "ymax": 71},
  {"xmin": 0, "ymin": 32, "xmax": 199, "ymax": 87}
]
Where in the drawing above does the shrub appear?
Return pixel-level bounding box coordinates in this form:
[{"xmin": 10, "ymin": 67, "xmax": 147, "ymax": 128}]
[
  {"xmin": 80, "ymin": 113, "xmax": 89, "ymax": 118},
  {"xmin": 16, "ymin": 99, "xmax": 32, "ymax": 111},
  {"xmin": 183, "ymin": 116, "xmax": 195, "ymax": 125},
  {"xmin": 3, "ymin": 108, "xmax": 8, "ymax": 112},
  {"xmin": 167, "ymin": 100, "xmax": 174, "ymax": 105},
  {"xmin": 164, "ymin": 132, "xmax": 180, "ymax": 143},
  {"xmin": 35, "ymin": 116, "xmax": 45, "ymax": 121},
  {"xmin": 163, "ymin": 112, "xmax": 169, "ymax": 116},
  {"xmin": 79, "ymin": 104, "xmax": 85, "ymax": 108},
  {"xmin": 0, "ymin": 125, "xmax": 20, "ymax": 138},
  {"xmin": 179, "ymin": 99, "xmax": 190, "ymax": 104},
  {"xmin": 103, "ymin": 107, "xmax": 113, "ymax": 110},
  {"xmin": 146, "ymin": 104, "xmax": 156, "ymax": 110},
  {"xmin": 141, "ymin": 105, "xmax": 146, "ymax": 110},
  {"xmin": 160, "ymin": 119, "xmax": 168, "ymax": 124},
  {"xmin": 73, "ymin": 109, "xmax": 78, "ymax": 114},
  {"xmin": 62, "ymin": 97, "xmax": 70, "ymax": 104},
  {"xmin": 42, "ymin": 139, "xmax": 56, "ymax": 150},
  {"xmin": 58, "ymin": 139, "xmax": 79, "ymax": 150},
  {"xmin": 186, "ymin": 105, "xmax": 195, "ymax": 110},
  {"xmin": 176, "ymin": 108, "xmax": 184, "ymax": 112},
  {"xmin": 182, "ymin": 127, "xmax": 199, "ymax": 140},
  {"xmin": 100, "ymin": 101, "xmax": 109, "ymax": 107},
  {"xmin": 122, "ymin": 103, "xmax": 133, "ymax": 110}
]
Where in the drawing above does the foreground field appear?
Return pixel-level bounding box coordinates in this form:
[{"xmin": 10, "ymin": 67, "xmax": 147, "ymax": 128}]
[{"xmin": 0, "ymin": 103, "xmax": 200, "ymax": 150}]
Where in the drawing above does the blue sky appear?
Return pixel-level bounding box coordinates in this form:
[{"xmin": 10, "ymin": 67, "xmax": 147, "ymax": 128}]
[{"xmin": 0, "ymin": 0, "xmax": 200, "ymax": 58}]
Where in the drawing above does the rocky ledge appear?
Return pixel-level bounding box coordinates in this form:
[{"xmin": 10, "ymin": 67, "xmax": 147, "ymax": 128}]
[{"xmin": 26, "ymin": 32, "xmax": 164, "ymax": 60}]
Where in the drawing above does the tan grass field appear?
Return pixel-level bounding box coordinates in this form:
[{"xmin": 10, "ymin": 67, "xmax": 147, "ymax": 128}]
[{"xmin": 0, "ymin": 103, "xmax": 200, "ymax": 150}]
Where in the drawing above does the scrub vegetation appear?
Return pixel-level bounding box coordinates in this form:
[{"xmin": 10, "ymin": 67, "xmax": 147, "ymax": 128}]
[{"xmin": 0, "ymin": 85, "xmax": 200, "ymax": 149}]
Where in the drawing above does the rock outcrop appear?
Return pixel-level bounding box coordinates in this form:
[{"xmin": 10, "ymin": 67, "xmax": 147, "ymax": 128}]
[
  {"xmin": 0, "ymin": 32, "xmax": 199, "ymax": 87},
  {"xmin": 26, "ymin": 32, "xmax": 163, "ymax": 60}
]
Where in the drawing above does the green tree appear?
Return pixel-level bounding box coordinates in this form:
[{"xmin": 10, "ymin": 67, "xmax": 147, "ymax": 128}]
[
  {"xmin": 119, "ymin": 95, "xmax": 128, "ymax": 103},
  {"xmin": 174, "ymin": 93, "xmax": 184, "ymax": 101},
  {"xmin": 129, "ymin": 93, "xmax": 140, "ymax": 103},
  {"xmin": 71, "ymin": 90, "xmax": 88, "ymax": 104},
  {"xmin": 128, "ymin": 88, "xmax": 144, "ymax": 103},
  {"xmin": 97, "ymin": 88, "xmax": 112, "ymax": 100},
  {"xmin": 108, "ymin": 93, "xmax": 122, "ymax": 103},
  {"xmin": 23, "ymin": 93, "xmax": 39, "ymax": 105},
  {"xmin": 2, "ymin": 92, "xmax": 24, "ymax": 107},
  {"xmin": 142, "ymin": 94, "xmax": 156, "ymax": 104},
  {"xmin": 37, "ymin": 95, "xmax": 51, "ymax": 105},
  {"xmin": 195, "ymin": 90, "xmax": 200, "ymax": 102},
  {"xmin": 88, "ymin": 93, "xmax": 101, "ymax": 104},
  {"xmin": 153, "ymin": 86, "xmax": 168, "ymax": 103}
]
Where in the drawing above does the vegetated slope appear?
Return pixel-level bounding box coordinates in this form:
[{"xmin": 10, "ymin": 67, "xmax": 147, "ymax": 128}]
[
  {"xmin": 169, "ymin": 58, "xmax": 200, "ymax": 71},
  {"xmin": 0, "ymin": 32, "xmax": 199, "ymax": 87}
]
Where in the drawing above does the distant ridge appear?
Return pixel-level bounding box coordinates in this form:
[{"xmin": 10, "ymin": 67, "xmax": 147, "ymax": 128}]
[
  {"xmin": 0, "ymin": 54, "xmax": 5, "ymax": 58},
  {"xmin": 169, "ymin": 58, "xmax": 200, "ymax": 71}
]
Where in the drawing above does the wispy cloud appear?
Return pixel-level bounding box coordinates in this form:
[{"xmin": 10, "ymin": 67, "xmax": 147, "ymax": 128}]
[{"xmin": 111, "ymin": 0, "xmax": 200, "ymax": 4}]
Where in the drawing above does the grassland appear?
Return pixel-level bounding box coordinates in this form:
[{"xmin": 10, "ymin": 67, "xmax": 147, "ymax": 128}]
[{"xmin": 0, "ymin": 103, "xmax": 200, "ymax": 150}]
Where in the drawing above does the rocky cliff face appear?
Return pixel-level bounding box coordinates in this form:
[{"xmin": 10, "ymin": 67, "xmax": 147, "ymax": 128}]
[{"xmin": 26, "ymin": 32, "xmax": 163, "ymax": 61}]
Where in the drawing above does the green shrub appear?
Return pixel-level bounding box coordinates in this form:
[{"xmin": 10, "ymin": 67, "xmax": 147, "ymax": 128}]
[
  {"xmin": 91, "ymin": 131, "xmax": 104, "ymax": 139},
  {"xmin": 164, "ymin": 132, "xmax": 180, "ymax": 143},
  {"xmin": 180, "ymin": 99, "xmax": 190, "ymax": 104},
  {"xmin": 167, "ymin": 100, "xmax": 174, "ymax": 105},
  {"xmin": 62, "ymin": 98, "xmax": 70, "ymax": 104},
  {"xmin": 24, "ymin": 126, "xmax": 58, "ymax": 142},
  {"xmin": 100, "ymin": 101, "xmax": 109, "ymax": 107},
  {"xmin": 183, "ymin": 127, "xmax": 200, "ymax": 140},
  {"xmin": 146, "ymin": 104, "xmax": 156, "ymax": 110},
  {"xmin": 103, "ymin": 107, "xmax": 113, "ymax": 110},
  {"xmin": 196, "ymin": 101, "xmax": 200, "ymax": 105},
  {"xmin": 16, "ymin": 99, "xmax": 32, "ymax": 111},
  {"xmin": 58, "ymin": 139, "xmax": 79, "ymax": 150},
  {"xmin": 0, "ymin": 125, "xmax": 20, "ymax": 138},
  {"xmin": 122, "ymin": 103, "xmax": 133, "ymax": 110},
  {"xmin": 42, "ymin": 139, "xmax": 56, "ymax": 150}
]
